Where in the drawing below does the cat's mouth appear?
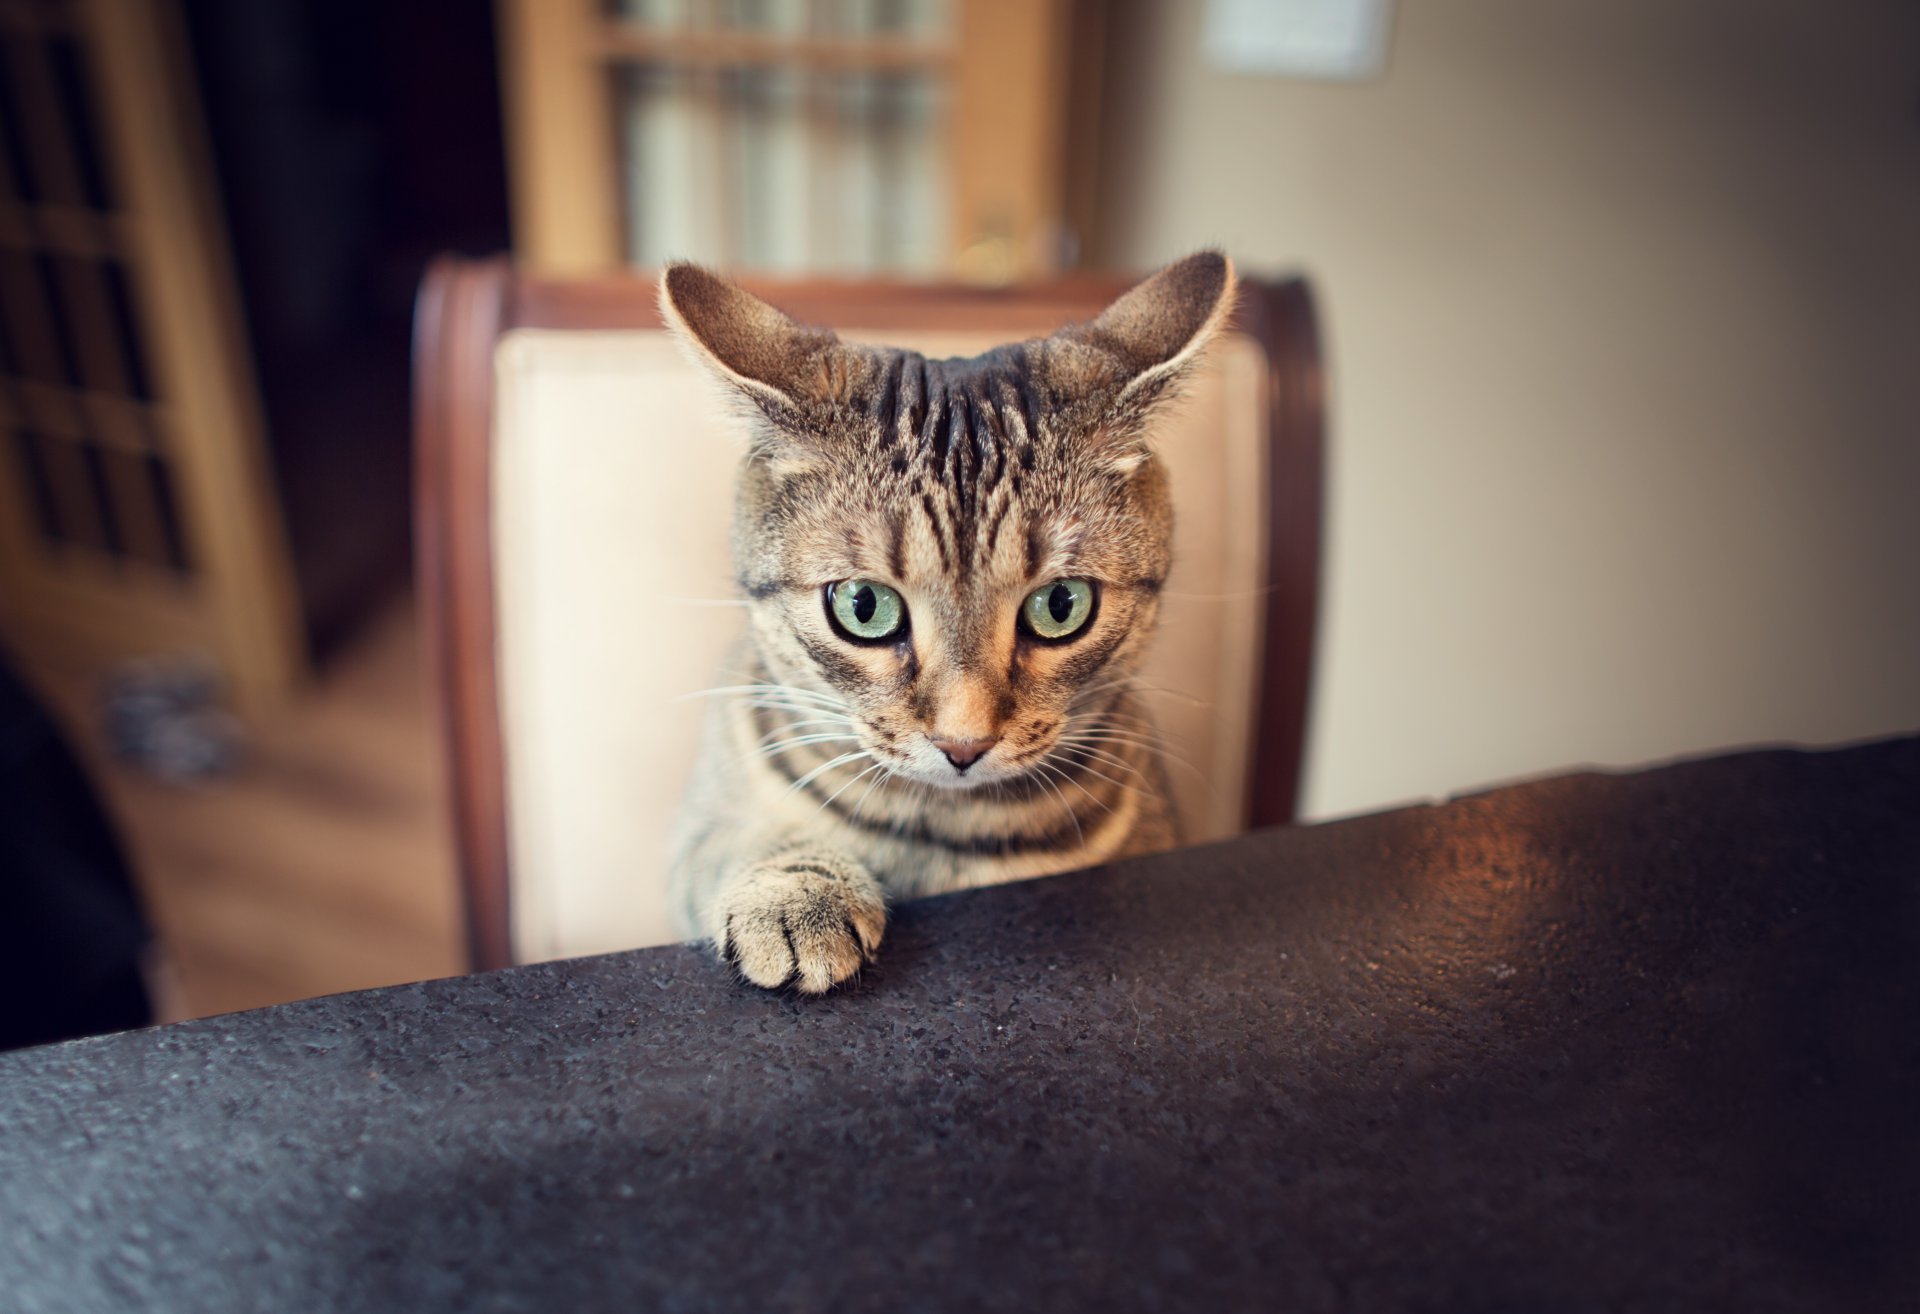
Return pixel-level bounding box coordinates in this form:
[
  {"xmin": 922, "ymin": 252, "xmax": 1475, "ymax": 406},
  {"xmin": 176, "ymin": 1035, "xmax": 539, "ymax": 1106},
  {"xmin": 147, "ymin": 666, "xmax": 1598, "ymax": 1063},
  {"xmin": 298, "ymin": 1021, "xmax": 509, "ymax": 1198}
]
[
  {"xmin": 897, "ymin": 751, "xmax": 1007, "ymax": 792},
  {"xmin": 879, "ymin": 733, "xmax": 1062, "ymax": 793}
]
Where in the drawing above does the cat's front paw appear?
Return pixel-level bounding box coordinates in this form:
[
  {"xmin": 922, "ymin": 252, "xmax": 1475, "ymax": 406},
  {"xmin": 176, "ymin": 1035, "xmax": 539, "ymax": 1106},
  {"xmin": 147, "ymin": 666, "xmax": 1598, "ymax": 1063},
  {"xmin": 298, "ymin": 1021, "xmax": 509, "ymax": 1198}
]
[{"xmin": 712, "ymin": 856, "xmax": 886, "ymax": 994}]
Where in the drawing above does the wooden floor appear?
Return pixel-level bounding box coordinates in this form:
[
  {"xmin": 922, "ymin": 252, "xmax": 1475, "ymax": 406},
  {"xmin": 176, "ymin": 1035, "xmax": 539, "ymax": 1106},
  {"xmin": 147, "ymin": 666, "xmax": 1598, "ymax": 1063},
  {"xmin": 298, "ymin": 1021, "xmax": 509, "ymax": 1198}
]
[{"xmin": 17, "ymin": 600, "xmax": 465, "ymax": 1022}]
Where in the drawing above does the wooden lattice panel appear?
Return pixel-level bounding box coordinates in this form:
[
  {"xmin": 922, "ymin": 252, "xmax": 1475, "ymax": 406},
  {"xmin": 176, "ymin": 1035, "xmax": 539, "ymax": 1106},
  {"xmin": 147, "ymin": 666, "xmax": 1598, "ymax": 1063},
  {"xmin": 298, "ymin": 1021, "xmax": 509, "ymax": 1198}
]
[{"xmin": 0, "ymin": 0, "xmax": 300, "ymax": 705}]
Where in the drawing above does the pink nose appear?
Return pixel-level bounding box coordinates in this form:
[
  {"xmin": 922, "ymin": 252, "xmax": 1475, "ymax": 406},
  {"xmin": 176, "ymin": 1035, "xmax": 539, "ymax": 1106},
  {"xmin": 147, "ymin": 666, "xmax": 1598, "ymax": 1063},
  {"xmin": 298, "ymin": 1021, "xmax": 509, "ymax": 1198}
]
[{"xmin": 931, "ymin": 736, "xmax": 997, "ymax": 772}]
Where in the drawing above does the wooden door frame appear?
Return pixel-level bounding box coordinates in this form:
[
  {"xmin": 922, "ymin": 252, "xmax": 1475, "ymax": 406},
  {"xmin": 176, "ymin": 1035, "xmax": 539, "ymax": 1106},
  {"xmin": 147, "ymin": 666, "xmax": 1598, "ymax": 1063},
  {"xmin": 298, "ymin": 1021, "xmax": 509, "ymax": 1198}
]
[{"xmin": 0, "ymin": 0, "xmax": 303, "ymax": 709}]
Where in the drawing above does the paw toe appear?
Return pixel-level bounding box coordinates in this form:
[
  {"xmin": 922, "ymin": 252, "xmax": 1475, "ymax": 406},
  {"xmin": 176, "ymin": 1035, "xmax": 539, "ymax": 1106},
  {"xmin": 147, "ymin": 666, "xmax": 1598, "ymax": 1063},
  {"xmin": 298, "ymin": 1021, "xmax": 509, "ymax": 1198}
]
[
  {"xmin": 724, "ymin": 914, "xmax": 801, "ymax": 989},
  {"xmin": 788, "ymin": 919, "xmax": 867, "ymax": 994}
]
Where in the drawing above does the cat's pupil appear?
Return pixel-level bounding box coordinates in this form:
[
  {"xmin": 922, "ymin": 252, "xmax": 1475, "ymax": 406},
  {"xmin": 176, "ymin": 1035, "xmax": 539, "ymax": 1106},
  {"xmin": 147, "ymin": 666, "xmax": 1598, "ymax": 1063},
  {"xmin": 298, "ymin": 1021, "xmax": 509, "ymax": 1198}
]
[
  {"xmin": 853, "ymin": 586, "xmax": 877, "ymax": 624},
  {"xmin": 1048, "ymin": 584, "xmax": 1074, "ymax": 624}
]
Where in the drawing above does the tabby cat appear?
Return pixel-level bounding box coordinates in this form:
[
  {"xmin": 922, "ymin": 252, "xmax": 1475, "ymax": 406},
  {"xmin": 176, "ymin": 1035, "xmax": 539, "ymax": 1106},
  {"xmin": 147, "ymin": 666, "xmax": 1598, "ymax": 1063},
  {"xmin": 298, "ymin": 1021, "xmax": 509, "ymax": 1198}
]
[{"xmin": 663, "ymin": 250, "xmax": 1237, "ymax": 993}]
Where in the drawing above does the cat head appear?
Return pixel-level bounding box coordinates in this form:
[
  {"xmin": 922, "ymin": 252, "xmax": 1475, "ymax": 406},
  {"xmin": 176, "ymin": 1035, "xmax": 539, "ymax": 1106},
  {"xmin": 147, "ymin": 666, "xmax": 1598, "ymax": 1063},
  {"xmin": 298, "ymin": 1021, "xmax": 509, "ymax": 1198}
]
[{"xmin": 661, "ymin": 251, "xmax": 1237, "ymax": 791}]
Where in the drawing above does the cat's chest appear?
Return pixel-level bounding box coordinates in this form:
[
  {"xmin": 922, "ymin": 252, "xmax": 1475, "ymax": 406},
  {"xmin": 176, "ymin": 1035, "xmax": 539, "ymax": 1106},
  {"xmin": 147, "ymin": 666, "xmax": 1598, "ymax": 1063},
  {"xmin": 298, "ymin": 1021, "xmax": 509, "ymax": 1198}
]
[
  {"xmin": 846, "ymin": 832, "xmax": 1087, "ymax": 899},
  {"xmin": 820, "ymin": 785, "xmax": 1159, "ymax": 899}
]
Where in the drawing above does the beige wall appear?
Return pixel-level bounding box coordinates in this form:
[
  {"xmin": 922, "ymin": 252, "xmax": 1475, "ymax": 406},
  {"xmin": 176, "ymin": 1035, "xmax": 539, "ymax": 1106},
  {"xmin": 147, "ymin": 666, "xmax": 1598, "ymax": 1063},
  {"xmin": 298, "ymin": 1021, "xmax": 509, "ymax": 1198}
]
[{"xmin": 1096, "ymin": 1, "xmax": 1920, "ymax": 819}]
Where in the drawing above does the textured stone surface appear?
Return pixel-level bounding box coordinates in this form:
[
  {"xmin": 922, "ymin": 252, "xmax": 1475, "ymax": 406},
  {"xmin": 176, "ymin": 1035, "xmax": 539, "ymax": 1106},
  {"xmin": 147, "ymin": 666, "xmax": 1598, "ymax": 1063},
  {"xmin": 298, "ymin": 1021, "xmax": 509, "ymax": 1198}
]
[{"xmin": 2, "ymin": 738, "xmax": 1917, "ymax": 1313}]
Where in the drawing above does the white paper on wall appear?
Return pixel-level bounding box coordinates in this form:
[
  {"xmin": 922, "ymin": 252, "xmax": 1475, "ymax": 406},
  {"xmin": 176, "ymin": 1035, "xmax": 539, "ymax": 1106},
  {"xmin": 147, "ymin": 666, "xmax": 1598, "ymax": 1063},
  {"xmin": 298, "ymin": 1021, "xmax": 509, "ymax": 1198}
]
[{"xmin": 1202, "ymin": 0, "xmax": 1395, "ymax": 81}]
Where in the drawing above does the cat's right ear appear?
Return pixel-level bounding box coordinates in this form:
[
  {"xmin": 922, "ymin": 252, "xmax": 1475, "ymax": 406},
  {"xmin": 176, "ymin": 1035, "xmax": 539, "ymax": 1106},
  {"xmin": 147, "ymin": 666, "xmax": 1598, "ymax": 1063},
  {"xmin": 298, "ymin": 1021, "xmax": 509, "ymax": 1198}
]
[{"xmin": 659, "ymin": 263, "xmax": 868, "ymax": 431}]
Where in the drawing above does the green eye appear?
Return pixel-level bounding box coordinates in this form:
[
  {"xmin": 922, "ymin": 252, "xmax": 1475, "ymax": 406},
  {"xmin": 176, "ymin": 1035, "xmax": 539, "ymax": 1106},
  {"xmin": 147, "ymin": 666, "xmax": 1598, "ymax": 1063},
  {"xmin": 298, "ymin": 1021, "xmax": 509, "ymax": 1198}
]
[
  {"xmin": 1021, "ymin": 578, "xmax": 1096, "ymax": 640},
  {"xmin": 826, "ymin": 579, "xmax": 907, "ymax": 642}
]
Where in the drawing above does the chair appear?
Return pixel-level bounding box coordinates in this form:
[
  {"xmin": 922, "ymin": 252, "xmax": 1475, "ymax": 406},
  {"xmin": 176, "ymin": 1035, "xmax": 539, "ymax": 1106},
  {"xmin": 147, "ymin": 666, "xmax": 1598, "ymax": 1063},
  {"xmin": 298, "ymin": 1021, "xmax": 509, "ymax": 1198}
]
[{"xmin": 414, "ymin": 260, "xmax": 1325, "ymax": 971}]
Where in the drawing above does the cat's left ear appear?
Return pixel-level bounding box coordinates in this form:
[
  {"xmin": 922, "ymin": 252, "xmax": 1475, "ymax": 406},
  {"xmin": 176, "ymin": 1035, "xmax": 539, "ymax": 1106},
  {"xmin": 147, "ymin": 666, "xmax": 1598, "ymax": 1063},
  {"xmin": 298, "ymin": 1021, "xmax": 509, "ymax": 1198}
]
[
  {"xmin": 1046, "ymin": 249, "xmax": 1238, "ymax": 418},
  {"xmin": 658, "ymin": 262, "xmax": 872, "ymax": 428}
]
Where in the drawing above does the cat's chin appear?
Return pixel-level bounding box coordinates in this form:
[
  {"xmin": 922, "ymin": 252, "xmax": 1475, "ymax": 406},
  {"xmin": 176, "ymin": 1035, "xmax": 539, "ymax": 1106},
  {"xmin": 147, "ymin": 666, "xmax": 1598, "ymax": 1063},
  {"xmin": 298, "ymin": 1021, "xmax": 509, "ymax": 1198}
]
[{"xmin": 898, "ymin": 763, "xmax": 1013, "ymax": 794}]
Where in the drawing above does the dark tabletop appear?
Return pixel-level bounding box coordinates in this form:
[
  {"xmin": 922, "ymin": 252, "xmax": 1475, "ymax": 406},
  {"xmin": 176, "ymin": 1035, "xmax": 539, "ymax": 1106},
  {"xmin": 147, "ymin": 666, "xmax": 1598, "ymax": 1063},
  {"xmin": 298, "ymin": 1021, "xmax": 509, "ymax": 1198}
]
[{"xmin": 3, "ymin": 738, "xmax": 1918, "ymax": 1313}]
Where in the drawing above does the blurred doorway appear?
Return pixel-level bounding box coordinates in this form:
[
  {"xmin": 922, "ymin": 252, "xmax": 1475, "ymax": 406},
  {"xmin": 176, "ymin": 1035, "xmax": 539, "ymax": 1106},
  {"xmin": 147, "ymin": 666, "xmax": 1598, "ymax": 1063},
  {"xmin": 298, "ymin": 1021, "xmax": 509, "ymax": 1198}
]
[
  {"xmin": 499, "ymin": 0, "xmax": 1108, "ymax": 282},
  {"xmin": 183, "ymin": 0, "xmax": 513, "ymax": 662}
]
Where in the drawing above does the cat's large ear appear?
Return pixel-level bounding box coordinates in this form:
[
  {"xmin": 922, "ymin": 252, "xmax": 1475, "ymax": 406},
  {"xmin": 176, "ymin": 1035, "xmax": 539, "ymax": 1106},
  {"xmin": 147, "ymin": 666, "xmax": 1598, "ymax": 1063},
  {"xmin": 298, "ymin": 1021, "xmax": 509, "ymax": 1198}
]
[
  {"xmin": 658, "ymin": 262, "xmax": 871, "ymax": 428},
  {"xmin": 1045, "ymin": 249, "xmax": 1238, "ymax": 417}
]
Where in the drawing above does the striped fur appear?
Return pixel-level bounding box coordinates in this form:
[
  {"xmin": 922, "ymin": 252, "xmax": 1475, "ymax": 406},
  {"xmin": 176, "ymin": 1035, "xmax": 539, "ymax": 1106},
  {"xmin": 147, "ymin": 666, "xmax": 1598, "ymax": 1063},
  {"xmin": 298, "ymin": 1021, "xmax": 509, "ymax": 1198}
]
[{"xmin": 664, "ymin": 252, "xmax": 1238, "ymax": 992}]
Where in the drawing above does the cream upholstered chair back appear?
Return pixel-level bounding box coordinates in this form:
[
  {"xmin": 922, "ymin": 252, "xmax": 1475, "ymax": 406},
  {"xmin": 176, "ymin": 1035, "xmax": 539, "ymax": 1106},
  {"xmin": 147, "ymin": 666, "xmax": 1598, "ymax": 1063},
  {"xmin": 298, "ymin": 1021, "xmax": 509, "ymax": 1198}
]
[{"xmin": 416, "ymin": 262, "xmax": 1323, "ymax": 969}]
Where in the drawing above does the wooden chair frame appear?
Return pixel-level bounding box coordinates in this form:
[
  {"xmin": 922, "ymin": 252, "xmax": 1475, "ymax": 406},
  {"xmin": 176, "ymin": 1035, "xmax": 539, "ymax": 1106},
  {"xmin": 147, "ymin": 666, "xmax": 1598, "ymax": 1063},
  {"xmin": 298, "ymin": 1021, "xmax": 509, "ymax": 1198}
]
[{"xmin": 414, "ymin": 258, "xmax": 1324, "ymax": 971}]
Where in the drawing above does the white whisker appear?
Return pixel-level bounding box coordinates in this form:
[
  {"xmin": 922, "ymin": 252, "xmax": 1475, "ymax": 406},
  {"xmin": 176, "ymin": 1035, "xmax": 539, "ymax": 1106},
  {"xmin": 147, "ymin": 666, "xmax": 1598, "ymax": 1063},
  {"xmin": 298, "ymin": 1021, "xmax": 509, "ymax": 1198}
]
[
  {"xmin": 887, "ymin": 777, "xmax": 932, "ymax": 839},
  {"xmin": 1063, "ymin": 743, "xmax": 1148, "ymax": 778},
  {"xmin": 1041, "ymin": 758, "xmax": 1115, "ymax": 816},
  {"xmin": 849, "ymin": 763, "xmax": 895, "ymax": 825},
  {"xmin": 1055, "ymin": 733, "xmax": 1149, "ymax": 772},
  {"xmin": 788, "ymin": 750, "xmax": 870, "ymax": 796},
  {"xmin": 745, "ymin": 705, "xmax": 854, "ymax": 726},
  {"xmin": 754, "ymin": 733, "xmax": 863, "ymax": 757},
  {"xmin": 725, "ymin": 732, "xmax": 862, "ymax": 774},
  {"xmin": 1063, "ymin": 757, "xmax": 1136, "ymax": 799},
  {"xmin": 1124, "ymin": 686, "xmax": 1210, "ymax": 708},
  {"xmin": 1064, "ymin": 725, "xmax": 1210, "ymax": 788},
  {"xmin": 1053, "ymin": 746, "xmax": 1146, "ymax": 796},
  {"xmin": 1157, "ymin": 585, "xmax": 1281, "ymax": 603},
  {"xmin": 754, "ymin": 716, "xmax": 855, "ymax": 737},
  {"xmin": 681, "ymin": 682, "xmax": 849, "ymax": 711},
  {"xmin": 817, "ymin": 760, "xmax": 887, "ymax": 814},
  {"xmin": 1029, "ymin": 763, "xmax": 1091, "ymax": 844}
]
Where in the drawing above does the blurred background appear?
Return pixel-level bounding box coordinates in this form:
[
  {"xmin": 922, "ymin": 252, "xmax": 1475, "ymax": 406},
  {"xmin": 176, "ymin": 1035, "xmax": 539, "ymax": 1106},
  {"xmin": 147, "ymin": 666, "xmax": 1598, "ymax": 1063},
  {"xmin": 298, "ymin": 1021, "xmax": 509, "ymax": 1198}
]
[{"xmin": 0, "ymin": 0, "xmax": 1915, "ymax": 1037}]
